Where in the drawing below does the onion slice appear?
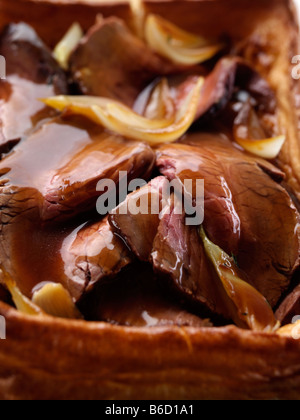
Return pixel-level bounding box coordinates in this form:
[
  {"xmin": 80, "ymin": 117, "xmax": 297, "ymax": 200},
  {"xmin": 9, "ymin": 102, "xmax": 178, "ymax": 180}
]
[
  {"xmin": 129, "ymin": 0, "xmax": 146, "ymax": 38},
  {"xmin": 53, "ymin": 23, "xmax": 83, "ymax": 70},
  {"xmin": 277, "ymin": 320, "xmax": 300, "ymax": 338},
  {"xmin": 233, "ymin": 103, "xmax": 285, "ymax": 159},
  {"xmin": 42, "ymin": 77, "xmax": 203, "ymax": 145},
  {"xmin": 235, "ymin": 135, "xmax": 286, "ymax": 160},
  {"xmin": 144, "ymin": 78, "xmax": 175, "ymax": 120},
  {"xmin": 32, "ymin": 283, "xmax": 83, "ymax": 319},
  {"xmin": 200, "ymin": 227, "xmax": 279, "ymax": 332},
  {"xmin": 0, "ymin": 269, "xmax": 42, "ymax": 316},
  {"xmin": 145, "ymin": 14, "xmax": 223, "ymax": 65},
  {"xmin": 42, "ymin": 95, "xmax": 174, "ymax": 129},
  {"xmin": 0, "ymin": 268, "xmax": 82, "ymax": 319}
]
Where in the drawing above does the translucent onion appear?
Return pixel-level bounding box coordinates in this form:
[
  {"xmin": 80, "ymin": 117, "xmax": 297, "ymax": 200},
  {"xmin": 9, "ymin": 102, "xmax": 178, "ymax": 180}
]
[
  {"xmin": 233, "ymin": 103, "xmax": 285, "ymax": 159},
  {"xmin": 200, "ymin": 227, "xmax": 279, "ymax": 332},
  {"xmin": 277, "ymin": 320, "xmax": 300, "ymax": 338},
  {"xmin": 145, "ymin": 14, "xmax": 223, "ymax": 65},
  {"xmin": 32, "ymin": 283, "xmax": 83, "ymax": 319},
  {"xmin": 235, "ymin": 135, "xmax": 286, "ymax": 160},
  {"xmin": 43, "ymin": 95, "xmax": 173, "ymax": 129},
  {"xmin": 53, "ymin": 23, "xmax": 83, "ymax": 70},
  {"xmin": 42, "ymin": 95, "xmax": 132, "ymax": 124},
  {"xmin": 144, "ymin": 78, "xmax": 175, "ymax": 120},
  {"xmin": 129, "ymin": 0, "xmax": 146, "ymax": 38},
  {"xmin": 0, "ymin": 269, "xmax": 42, "ymax": 316},
  {"xmin": 42, "ymin": 77, "xmax": 203, "ymax": 145}
]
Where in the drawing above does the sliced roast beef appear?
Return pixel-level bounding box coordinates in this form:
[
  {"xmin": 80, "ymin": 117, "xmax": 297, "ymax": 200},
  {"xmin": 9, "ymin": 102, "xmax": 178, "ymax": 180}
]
[
  {"xmin": 0, "ymin": 193, "xmax": 134, "ymax": 301},
  {"xmin": 69, "ymin": 17, "xmax": 178, "ymax": 107},
  {"xmin": 0, "ymin": 212, "xmax": 132, "ymax": 302},
  {"xmin": 0, "ymin": 116, "xmax": 155, "ymax": 222},
  {"xmin": 0, "ymin": 23, "xmax": 68, "ymax": 150},
  {"xmin": 109, "ymin": 175, "xmax": 240, "ymax": 320},
  {"xmin": 0, "ymin": 23, "xmax": 66, "ymax": 89},
  {"xmin": 109, "ymin": 136, "xmax": 298, "ymax": 320},
  {"xmin": 156, "ymin": 134, "xmax": 300, "ymax": 308},
  {"xmin": 0, "ymin": 181, "xmax": 135, "ymax": 301},
  {"xmin": 151, "ymin": 194, "xmax": 238, "ymax": 321},
  {"xmin": 61, "ymin": 217, "xmax": 133, "ymax": 301},
  {"xmin": 109, "ymin": 176, "xmax": 170, "ymax": 261},
  {"xmin": 0, "ymin": 116, "xmax": 155, "ymax": 299},
  {"xmin": 79, "ymin": 262, "xmax": 212, "ymax": 327}
]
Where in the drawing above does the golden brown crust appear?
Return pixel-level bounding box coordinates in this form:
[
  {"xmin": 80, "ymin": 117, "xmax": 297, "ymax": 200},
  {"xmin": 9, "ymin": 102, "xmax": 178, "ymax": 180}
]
[
  {"xmin": 0, "ymin": 0, "xmax": 299, "ymax": 400},
  {"xmin": 1, "ymin": 301, "xmax": 300, "ymax": 400}
]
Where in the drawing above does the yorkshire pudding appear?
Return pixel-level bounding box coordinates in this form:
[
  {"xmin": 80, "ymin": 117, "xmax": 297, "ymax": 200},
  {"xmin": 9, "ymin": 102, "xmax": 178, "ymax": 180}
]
[{"xmin": 0, "ymin": 0, "xmax": 300, "ymax": 400}]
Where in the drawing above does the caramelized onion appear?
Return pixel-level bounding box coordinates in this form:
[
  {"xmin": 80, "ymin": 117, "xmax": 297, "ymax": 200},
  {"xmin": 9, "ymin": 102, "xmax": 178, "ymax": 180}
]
[
  {"xmin": 144, "ymin": 79, "xmax": 175, "ymax": 120},
  {"xmin": 235, "ymin": 135, "xmax": 286, "ymax": 160},
  {"xmin": 233, "ymin": 102, "xmax": 285, "ymax": 159},
  {"xmin": 0, "ymin": 269, "xmax": 42, "ymax": 316},
  {"xmin": 53, "ymin": 23, "xmax": 83, "ymax": 70},
  {"xmin": 32, "ymin": 283, "xmax": 83, "ymax": 319},
  {"xmin": 0, "ymin": 268, "xmax": 81, "ymax": 319},
  {"xmin": 129, "ymin": 0, "xmax": 146, "ymax": 38},
  {"xmin": 42, "ymin": 77, "xmax": 203, "ymax": 145},
  {"xmin": 145, "ymin": 14, "xmax": 223, "ymax": 65},
  {"xmin": 200, "ymin": 227, "xmax": 279, "ymax": 332},
  {"xmin": 277, "ymin": 320, "xmax": 300, "ymax": 338}
]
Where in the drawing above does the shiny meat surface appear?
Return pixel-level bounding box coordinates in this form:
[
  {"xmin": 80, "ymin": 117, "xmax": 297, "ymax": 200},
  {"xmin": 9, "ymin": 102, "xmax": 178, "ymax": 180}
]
[
  {"xmin": 156, "ymin": 134, "xmax": 300, "ymax": 308},
  {"xmin": 0, "ymin": 18, "xmax": 298, "ymax": 329},
  {"xmin": 0, "ymin": 116, "xmax": 155, "ymax": 221},
  {"xmin": 110, "ymin": 179, "xmax": 237, "ymax": 320},
  {"xmin": 0, "ymin": 117, "xmax": 155, "ymax": 299},
  {"xmin": 61, "ymin": 217, "xmax": 133, "ymax": 301},
  {"xmin": 151, "ymin": 195, "xmax": 239, "ymax": 320},
  {"xmin": 109, "ymin": 176, "xmax": 170, "ymax": 261}
]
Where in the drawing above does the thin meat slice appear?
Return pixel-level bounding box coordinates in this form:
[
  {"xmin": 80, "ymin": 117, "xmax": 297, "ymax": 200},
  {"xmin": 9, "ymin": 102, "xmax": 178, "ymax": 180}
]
[
  {"xmin": 69, "ymin": 17, "xmax": 178, "ymax": 107},
  {"xmin": 156, "ymin": 134, "xmax": 300, "ymax": 308},
  {"xmin": 109, "ymin": 182, "xmax": 236, "ymax": 321},
  {"xmin": 109, "ymin": 176, "xmax": 170, "ymax": 261},
  {"xmin": 0, "ymin": 116, "xmax": 155, "ymax": 222},
  {"xmin": 0, "ymin": 117, "xmax": 155, "ymax": 300},
  {"xmin": 0, "ymin": 214, "xmax": 132, "ymax": 302},
  {"xmin": 61, "ymin": 217, "xmax": 133, "ymax": 301},
  {"xmin": 151, "ymin": 195, "xmax": 238, "ymax": 320},
  {"xmin": 109, "ymin": 175, "xmax": 237, "ymax": 320},
  {"xmin": 0, "ymin": 23, "xmax": 68, "ymax": 150}
]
